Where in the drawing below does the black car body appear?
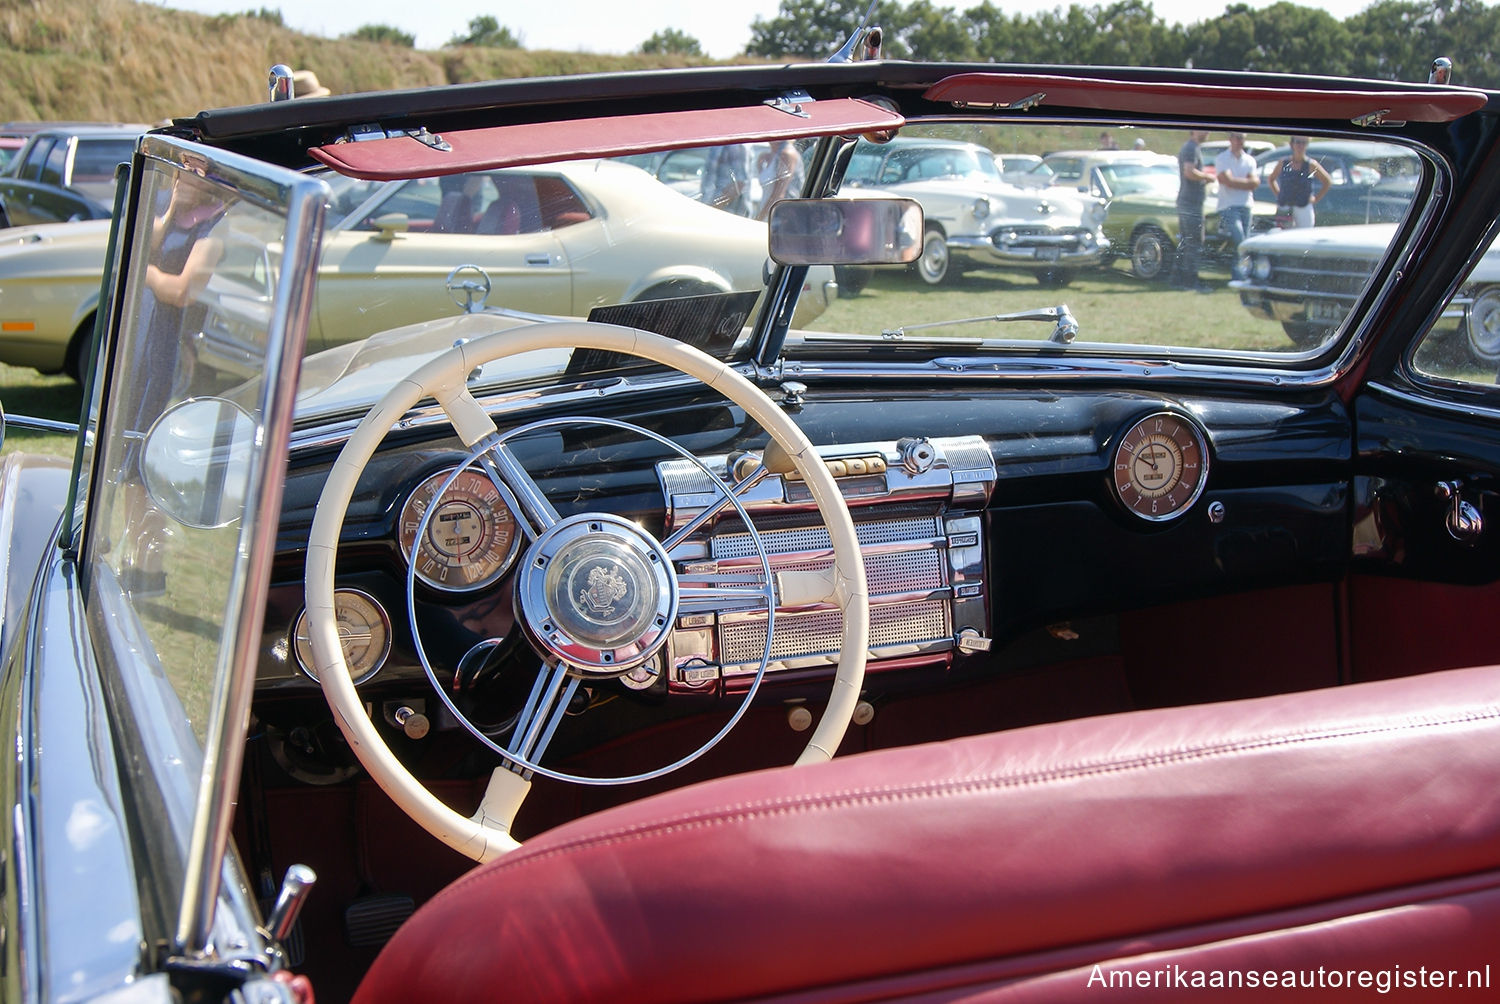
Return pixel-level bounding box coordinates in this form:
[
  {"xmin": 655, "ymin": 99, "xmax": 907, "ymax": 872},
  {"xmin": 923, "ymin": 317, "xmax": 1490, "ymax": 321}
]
[{"xmin": 4, "ymin": 52, "xmax": 1500, "ymax": 1004}]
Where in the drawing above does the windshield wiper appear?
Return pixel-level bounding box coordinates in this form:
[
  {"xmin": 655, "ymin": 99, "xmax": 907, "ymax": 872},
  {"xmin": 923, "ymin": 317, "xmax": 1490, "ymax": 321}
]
[{"xmin": 880, "ymin": 305, "xmax": 1078, "ymax": 345}]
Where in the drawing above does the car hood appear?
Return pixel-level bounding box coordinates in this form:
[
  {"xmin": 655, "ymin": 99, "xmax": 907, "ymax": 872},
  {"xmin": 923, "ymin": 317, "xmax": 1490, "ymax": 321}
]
[
  {"xmin": 1239, "ymin": 222, "xmax": 1398, "ymax": 256},
  {"xmin": 293, "ymin": 311, "xmax": 573, "ymax": 421}
]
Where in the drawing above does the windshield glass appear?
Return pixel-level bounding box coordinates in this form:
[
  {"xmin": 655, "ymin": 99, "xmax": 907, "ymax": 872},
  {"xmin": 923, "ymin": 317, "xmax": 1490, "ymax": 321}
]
[
  {"xmin": 291, "ymin": 149, "xmax": 824, "ymax": 422},
  {"xmin": 792, "ymin": 122, "xmax": 1426, "ymax": 361}
]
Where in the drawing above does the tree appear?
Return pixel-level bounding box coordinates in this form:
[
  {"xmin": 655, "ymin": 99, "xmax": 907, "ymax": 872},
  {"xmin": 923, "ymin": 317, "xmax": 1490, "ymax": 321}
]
[
  {"xmin": 346, "ymin": 24, "xmax": 416, "ymax": 47},
  {"xmin": 639, "ymin": 28, "xmax": 704, "ymax": 56},
  {"xmin": 746, "ymin": 0, "xmax": 909, "ymax": 59},
  {"xmin": 448, "ymin": 15, "xmax": 524, "ymax": 48}
]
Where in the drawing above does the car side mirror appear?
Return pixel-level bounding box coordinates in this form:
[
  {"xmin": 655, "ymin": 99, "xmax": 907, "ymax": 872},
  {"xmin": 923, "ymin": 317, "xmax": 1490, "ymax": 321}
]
[
  {"xmin": 768, "ymin": 198, "xmax": 923, "ymax": 266},
  {"xmin": 370, "ymin": 213, "xmax": 409, "ymax": 242},
  {"xmin": 140, "ymin": 398, "xmax": 256, "ymax": 529}
]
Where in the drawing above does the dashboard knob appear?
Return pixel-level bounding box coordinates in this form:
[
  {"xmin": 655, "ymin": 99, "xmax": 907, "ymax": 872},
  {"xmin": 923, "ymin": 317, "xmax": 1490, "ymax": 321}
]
[
  {"xmin": 394, "ymin": 706, "xmax": 430, "ymax": 740},
  {"xmin": 897, "ymin": 437, "xmax": 936, "ymax": 475}
]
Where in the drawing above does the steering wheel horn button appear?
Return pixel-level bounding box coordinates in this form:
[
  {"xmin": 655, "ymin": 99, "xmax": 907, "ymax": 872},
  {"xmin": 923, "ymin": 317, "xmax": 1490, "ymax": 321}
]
[{"xmin": 517, "ymin": 514, "xmax": 677, "ymax": 675}]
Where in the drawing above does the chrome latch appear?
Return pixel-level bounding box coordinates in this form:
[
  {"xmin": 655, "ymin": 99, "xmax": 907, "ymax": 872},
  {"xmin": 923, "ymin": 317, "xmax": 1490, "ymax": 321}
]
[
  {"xmin": 778, "ymin": 380, "xmax": 807, "ymax": 408},
  {"xmin": 765, "ymin": 90, "xmax": 813, "ymax": 118},
  {"xmin": 341, "ymin": 124, "xmax": 452, "ymax": 151},
  {"xmin": 1436, "ymin": 480, "xmax": 1483, "ymax": 544}
]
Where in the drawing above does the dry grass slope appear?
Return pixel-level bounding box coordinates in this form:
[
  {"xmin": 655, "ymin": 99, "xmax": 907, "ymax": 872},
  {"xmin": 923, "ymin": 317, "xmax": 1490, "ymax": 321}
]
[{"xmin": 0, "ymin": 0, "xmax": 735, "ymax": 123}]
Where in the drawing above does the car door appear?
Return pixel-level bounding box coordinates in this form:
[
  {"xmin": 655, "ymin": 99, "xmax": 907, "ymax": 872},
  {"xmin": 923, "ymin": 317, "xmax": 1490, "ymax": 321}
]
[
  {"xmin": 1342, "ymin": 182, "xmax": 1500, "ymax": 682},
  {"xmin": 311, "ymin": 171, "xmax": 570, "ymax": 349}
]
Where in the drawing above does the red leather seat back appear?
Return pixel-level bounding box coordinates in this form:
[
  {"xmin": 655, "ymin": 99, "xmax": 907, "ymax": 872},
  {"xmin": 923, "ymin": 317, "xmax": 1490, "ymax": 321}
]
[{"xmin": 353, "ymin": 666, "xmax": 1500, "ymax": 1002}]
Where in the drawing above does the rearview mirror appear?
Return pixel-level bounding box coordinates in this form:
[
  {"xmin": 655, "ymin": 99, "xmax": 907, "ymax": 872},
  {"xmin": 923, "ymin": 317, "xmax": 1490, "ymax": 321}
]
[{"xmin": 768, "ymin": 198, "xmax": 923, "ymax": 266}]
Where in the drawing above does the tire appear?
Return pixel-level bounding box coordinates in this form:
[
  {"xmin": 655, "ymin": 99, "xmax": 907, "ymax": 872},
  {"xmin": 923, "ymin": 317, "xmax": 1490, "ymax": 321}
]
[
  {"xmin": 1464, "ymin": 285, "xmax": 1500, "ymax": 364},
  {"xmin": 1036, "ymin": 268, "xmax": 1076, "ymax": 289},
  {"xmin": 914, "ymin": 227, "xmax": 949, "ymax": 285},
  {"xmin": 63, "ymin": 316, "xmax": 96, "ymax": 382},
  {"xmin": 1281, "ymin": 321, "xmax": 1332, "ymax": 349},
  {"xmin": 834, "ymin": 265, "xmax": 873, "ymax": 297},
  {"xmin": 1130, "ymin": 226, "xmax": 1173, "ymax": 281}
]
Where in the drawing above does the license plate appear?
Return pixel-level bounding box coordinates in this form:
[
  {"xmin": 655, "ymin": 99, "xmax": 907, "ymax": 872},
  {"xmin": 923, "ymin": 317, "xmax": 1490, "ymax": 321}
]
[
  {"xmin": 1036, "ymin": 246, "xmax": 1061, "ymax": 262},
  {"xmin": 1306, "ymin": 299, "xmax": 1345, "ymax": 323}
]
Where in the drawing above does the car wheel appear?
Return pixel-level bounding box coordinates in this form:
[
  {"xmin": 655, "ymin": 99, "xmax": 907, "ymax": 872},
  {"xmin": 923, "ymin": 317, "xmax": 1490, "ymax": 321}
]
[
  {"xmin": 1282, "ymin": 321, "xmax": 1332, "ymax": 349},
  {"xmin": 1130, "ymin": 226, "xmax": 1173, "ymax": 281},
  {"xmin": 63, "ymin": 316, "xmax": 95, "ymax": 382},
  {"xmin": 1463, "ymin": 286, "xmax": 1500, "ymax": 364},
  {"xmin": 914, "ymin": 228, "xmax": 949, "ymax": 285},
  {"xmin": 1037, "ymin": 268, "xmax": 1075, "ymax": 289},
  {"xmin": 834, "ymin": 265, "xmax": 873, "ymax": 297},
  {"xmin": 635, "ymin": 278, "xmax": 720, "ymax": 300}
]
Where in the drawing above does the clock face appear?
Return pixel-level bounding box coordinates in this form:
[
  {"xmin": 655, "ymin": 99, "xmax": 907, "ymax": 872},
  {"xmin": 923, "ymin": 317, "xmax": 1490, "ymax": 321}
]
[{"xmin": 1111, "ymin": 412, "xmax": 1210, "ymax": 522}]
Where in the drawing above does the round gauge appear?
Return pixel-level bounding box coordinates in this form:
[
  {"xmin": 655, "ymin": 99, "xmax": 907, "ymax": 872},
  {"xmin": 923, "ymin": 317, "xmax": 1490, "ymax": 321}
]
[
  {"xmin": 398, "ymin": 467, "xmax": 521, "ymax": 592},
  {"xmin": 293, "ymin": 588, "xmax": 392, "ymax": 684},
  {"xmin": 1111, "ymin": 411, "xmax": 1211, "ymax": 522}
]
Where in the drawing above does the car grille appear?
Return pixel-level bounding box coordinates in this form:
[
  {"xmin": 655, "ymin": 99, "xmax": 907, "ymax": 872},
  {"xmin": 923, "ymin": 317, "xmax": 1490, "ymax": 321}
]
[
  {"xmin": 1264, "ymin": 254, "xmax": 1376, "ymax": 299},
  {"xmin": 990, "ymin": 226, "xmax": 1090, "ymax": 250}
]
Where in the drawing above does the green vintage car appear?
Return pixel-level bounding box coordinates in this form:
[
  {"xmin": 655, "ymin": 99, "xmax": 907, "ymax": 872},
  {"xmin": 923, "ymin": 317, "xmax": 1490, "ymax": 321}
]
[{"xmin": 1092, "ymin": 159, "xmax": 1277, "ymax": 281}]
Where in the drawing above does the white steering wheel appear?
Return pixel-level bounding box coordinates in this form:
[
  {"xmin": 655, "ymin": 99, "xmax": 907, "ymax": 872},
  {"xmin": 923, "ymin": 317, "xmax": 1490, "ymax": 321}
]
[{"xmin": 305, "ymin": 322, "xmax": 869, "ymax": 861}]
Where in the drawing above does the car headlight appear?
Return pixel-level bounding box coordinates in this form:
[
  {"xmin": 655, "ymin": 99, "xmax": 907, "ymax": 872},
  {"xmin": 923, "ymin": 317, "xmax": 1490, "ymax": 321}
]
[
  {"xmin": 1251, "ymin": 255, "xmax": 1272, "ymax": 282},
  {"xmin": 971, "ymin": 197, "xmax": 990, "ymax": 221}
]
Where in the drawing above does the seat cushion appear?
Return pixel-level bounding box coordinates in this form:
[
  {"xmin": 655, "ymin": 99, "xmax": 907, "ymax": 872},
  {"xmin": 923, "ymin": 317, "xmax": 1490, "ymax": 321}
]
[{"xmin": 353, "ymin": 665, "xmax": 1500, "ymax": 1002}]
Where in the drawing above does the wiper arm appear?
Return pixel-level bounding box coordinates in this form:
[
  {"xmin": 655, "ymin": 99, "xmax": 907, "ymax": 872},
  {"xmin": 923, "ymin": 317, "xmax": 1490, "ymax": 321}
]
[{"xmin": 881, "ymin": 305, "xmax": 1078, "ymax": 345}]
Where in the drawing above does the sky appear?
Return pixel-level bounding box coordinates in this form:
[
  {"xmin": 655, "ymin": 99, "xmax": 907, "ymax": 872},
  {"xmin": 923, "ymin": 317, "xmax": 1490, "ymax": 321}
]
[{"xmin": 155, "ymin": 0, "xmax": 1379, "ymax": 60}]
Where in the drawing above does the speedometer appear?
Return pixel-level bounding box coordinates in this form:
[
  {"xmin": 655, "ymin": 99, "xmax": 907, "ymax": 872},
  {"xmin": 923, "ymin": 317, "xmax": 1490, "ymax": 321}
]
[{"xmin": 399, "ymin": 468, "xmax": 521, "ymax": 592}]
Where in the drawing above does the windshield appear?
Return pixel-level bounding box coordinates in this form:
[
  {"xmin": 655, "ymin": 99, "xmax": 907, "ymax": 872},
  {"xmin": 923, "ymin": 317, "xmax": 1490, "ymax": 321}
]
[
  {"xmin": 791, "ymin": 122, "xmax": 1427, "ymax": 362},
  {"xmin": 282, "ymin": 121, "xmax": 1430, "ymax": 422},
  {"xmin": 291, "ymin": 149, "xmax": 826, "ymax": 422}
]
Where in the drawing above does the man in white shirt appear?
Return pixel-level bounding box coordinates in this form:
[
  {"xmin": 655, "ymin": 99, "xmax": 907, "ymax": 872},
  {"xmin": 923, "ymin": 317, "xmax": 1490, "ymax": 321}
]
[{"xmin": 1214, "ymin": 132, "xmax": 1259, "ymax": 281}]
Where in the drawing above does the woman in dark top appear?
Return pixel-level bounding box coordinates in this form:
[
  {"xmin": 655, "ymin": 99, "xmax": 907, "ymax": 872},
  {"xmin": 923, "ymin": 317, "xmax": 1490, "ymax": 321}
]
[{"xmin": 1269, "ymin": 136, "xmax": 1333, "ymax": 228}]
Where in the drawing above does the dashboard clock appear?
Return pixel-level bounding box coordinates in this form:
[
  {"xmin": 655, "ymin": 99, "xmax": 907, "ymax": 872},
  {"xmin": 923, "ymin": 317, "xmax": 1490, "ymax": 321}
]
[{"xmin": 1110, "ymin": 411, "xmax": 1210, "ymax": 522}]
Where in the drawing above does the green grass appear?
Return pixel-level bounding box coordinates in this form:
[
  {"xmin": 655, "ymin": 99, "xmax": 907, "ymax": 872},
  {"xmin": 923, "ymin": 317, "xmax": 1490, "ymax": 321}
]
[
  {"xmin": 814, "ymin": 258, "xmax": 1298, "ymax": 354},
  {"xmin": 0, "ymin": 363, "xmax": 83, "ymax": 460}
]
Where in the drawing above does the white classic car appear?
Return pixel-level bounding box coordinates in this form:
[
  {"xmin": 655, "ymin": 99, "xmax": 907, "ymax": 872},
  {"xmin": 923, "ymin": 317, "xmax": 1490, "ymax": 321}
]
[
  {"xmin": 0, "ymin": 159, "xmax": 832, "ymax": 379},
  {"xmin": 840, "ymin": 132, "xmax": 1109, "ymax": 286},
  {"xmin": 1233, "ymin": 221, "xmax": 1500, "ymax": 357}
]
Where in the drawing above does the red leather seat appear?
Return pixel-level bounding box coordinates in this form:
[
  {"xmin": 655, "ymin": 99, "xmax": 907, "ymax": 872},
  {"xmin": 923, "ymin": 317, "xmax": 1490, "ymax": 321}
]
[{"xmin": 353, "ymin": 665, "xmax": 1500, "ymax": 1002}]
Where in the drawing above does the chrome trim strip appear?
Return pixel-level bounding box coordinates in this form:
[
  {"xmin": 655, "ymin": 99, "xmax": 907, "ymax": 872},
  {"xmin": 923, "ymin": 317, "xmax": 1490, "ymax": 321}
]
[{"xmin": 1365, "ymin": 380, "xmax": 1500, "ymax": 425}]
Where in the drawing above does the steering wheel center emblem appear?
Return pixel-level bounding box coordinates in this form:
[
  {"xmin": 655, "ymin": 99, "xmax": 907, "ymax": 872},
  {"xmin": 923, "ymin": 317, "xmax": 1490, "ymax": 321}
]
[
  {"xmin": 517, "ymin": 514, "xmax": 677, "ymax": 676},
  {"xmin": 578, "ymin": 563, "xmax": 629, "ymax": 620}
]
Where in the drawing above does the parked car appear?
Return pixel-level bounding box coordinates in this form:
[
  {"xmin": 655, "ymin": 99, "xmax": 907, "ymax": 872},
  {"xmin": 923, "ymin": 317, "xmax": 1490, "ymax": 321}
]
[
  {"xmin": 1233, "ymin": 219, "xmax": 1500, "ymax": 357},
  {"xmin": 616, "ymin": 142, "xmax": 773, "ymax": 216},
  {"xmin": 0, "ymin": 160, "xmax": 832, "ymax": 379},
  {"xmin": 0, "ymin": 122, "xmax": 146, "ymax": 228},
  {"xmin": 6, "ymin": 47, "xmax": 1500, "ymax": 1004},
  {"xmin": 1025, "ymin": 148, "xmax": 1178, "ymax": 191},
  {"xmin": 1253, "ymin": 139, "xmax": 1421, "ymax": 227},
  {"xmin": 840, "ymin": 133, "xmax": 1108, "ymax": 285},
  {"xmin": 1091, "ymin": 160, "xmax": 1278, "ymax": 280}
]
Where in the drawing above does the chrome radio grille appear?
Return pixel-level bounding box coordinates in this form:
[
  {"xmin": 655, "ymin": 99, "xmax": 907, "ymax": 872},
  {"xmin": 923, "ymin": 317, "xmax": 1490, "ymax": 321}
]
[
  {"xmin": 720, "ymin": 598, "xmax": 954, "ymax": 671},
  {"xmin": 656, "ymin": 435, "xmax": 996, "ymax": 691}
]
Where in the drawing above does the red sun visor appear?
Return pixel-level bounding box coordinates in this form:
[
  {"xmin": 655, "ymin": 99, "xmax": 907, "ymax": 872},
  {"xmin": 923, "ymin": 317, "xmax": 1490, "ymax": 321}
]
[{"xmin": 310, "ymin": 97, "xmax": 904, "ymax": 181}]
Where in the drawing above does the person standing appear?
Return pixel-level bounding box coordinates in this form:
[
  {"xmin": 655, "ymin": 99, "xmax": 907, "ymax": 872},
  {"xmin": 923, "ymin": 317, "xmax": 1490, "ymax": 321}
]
[
  {"xmin": 756, "ymin": 140, "xmax": 805, "ymax": 220},
  {"xmin": 1214, "ymin": 132, "xmax": 1259, "ymax": 280},
  {"xmin": 701, "ymin": 144, "xmax": 752, "ymax": 216},
  {"xmin": 1268, "ymin": 136, "xmax": 1332, "ymax": 228},
  {"xmin": 1172, "ymin": 130, "xmax": 1213, "ymax": 291}
]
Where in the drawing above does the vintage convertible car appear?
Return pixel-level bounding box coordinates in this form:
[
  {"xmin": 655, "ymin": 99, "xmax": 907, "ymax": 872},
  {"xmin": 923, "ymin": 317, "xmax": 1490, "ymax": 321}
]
[
  {"xmin": 0, "ymin": 159, "xmax": 831, "ymax": 380},
  {"xmin": 4, "ymin": 48, "xmax": 1500, "ymax": 1004},
  {"xmin": 838, "ymin": 132, "xmax": 1109, "ymax": 285}
]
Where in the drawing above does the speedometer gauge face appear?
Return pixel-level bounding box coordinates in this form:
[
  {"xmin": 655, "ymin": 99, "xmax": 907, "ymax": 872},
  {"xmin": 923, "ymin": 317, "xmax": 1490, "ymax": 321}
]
[
  {"xmin": 399, "ymin": 467, "xmax": 521, "ymax": 592},
  {"xmin": 1111, "ymin": 411, "xmax": 1210, "ymax": 522}
]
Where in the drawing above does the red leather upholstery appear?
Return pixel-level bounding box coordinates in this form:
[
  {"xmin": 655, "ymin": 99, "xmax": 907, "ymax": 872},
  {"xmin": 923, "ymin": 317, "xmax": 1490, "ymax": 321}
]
[{"xmin": 353, "ymin": 666, "xmax": 1500, "ymax": 1002}]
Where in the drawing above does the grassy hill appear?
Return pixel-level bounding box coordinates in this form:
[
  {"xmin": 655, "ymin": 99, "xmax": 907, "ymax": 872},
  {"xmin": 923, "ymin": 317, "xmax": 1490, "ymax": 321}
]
[{"xmin": 0, "ymin": 0, "xmax": 731, "ymax": 124}]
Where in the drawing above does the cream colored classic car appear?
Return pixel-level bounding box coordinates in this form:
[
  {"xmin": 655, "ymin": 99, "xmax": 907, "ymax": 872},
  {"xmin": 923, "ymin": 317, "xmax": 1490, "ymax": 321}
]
[{"xmin": 0, "ymin": 158, "xmax": 831, "ymax": 379}]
